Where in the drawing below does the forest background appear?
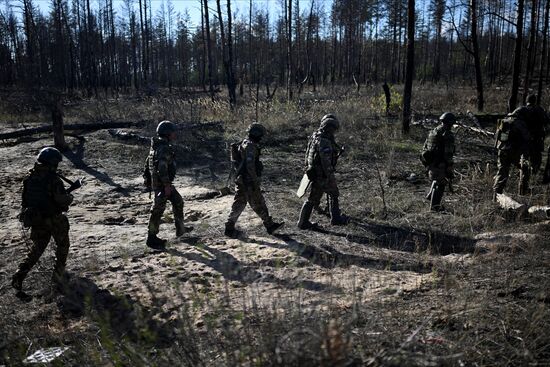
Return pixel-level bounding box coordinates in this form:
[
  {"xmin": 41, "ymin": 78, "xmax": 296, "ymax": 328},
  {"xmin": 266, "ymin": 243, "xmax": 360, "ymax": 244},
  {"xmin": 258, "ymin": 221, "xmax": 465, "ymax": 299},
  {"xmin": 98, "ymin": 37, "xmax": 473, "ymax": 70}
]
[{"xmin": 0, "ymin": 0, "xmax": 547, "ymax": 116}]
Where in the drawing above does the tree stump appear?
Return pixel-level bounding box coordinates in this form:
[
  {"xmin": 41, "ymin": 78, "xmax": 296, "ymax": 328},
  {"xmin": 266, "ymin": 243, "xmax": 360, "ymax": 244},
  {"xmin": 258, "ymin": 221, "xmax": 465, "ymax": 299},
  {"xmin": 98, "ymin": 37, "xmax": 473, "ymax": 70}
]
[{"xmin": 52, "ymin": 100, "xmax": 67, "ymax": 151}]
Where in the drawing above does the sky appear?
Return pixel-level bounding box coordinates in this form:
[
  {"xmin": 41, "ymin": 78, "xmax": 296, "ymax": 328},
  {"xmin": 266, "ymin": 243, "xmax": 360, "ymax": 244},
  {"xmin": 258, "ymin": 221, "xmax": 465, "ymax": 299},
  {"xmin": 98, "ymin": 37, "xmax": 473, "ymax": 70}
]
[{"xmin": 30, "ymin": 0, "xmax": 332, "ymax": 31}]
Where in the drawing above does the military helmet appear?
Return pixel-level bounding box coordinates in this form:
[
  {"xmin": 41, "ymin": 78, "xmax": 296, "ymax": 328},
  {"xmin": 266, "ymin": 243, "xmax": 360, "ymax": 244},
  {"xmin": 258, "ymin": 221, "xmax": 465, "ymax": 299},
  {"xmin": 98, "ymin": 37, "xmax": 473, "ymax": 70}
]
[
  {"xmin": 37, "ymin": 147, "xmax": 63, "ymax": 167},
  {"xmin": 511, "ymin": 106, "xmax": 530, "ymax": 120},
  {"xmin": 439, "ymin": 112, "xmax": 456, "ymax": 124},
  {"xmin": 320, "ymin": 114, "xmax": 340, "ymax": 130},
  {"xmin": 156, "ymin": 120, "xmax": 177, "ymax": 136},
  {"xmin": 321, "ymin": 114, "xmax": 337, "ymax": 122},
  {"xmin": 247, "ymin": 122, "xmax": 266, "ymax": 139},
  {"xmin": 527, "ymin": 94, "xmax": 537, "ymax": 104}
]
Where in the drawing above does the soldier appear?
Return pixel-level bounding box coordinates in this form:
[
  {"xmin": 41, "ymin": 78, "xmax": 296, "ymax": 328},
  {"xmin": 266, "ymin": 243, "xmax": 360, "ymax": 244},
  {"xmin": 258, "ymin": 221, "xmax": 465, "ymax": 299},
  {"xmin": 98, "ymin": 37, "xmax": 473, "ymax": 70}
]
[
  {"xmin": 525, "ymin": 94, "xmax": 549, "ymax": 175},
  {"xmin": 297, "ymin": 114, "xmax": 348, "ymax": 229},
  {"xmin": 493, "ymin": 107, "xmax": 531, "ymax": 199},
  {"xmin": 224, "ymin": 123, "xmax": 284, "ymax": 238},
  {"xmin": 145, "ymin": 120, "xmax": 192, "ymax": 249},
  {"xmin": 12, "ymin": 147, "xmax": 74, "ymax": 296},
  {"xmin": 421, "ymin": 112, "xmax": 456, "ymax": 211}
]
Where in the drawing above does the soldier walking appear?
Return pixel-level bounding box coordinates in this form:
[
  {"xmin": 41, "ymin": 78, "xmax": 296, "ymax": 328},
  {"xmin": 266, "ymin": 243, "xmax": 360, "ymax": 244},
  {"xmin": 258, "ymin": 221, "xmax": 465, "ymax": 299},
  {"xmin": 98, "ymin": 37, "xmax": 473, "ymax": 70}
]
[
  {"xmin": 12, "ymin": 148, "xmax": 74, "ymax": 297},
  {"xmin": 493, "ymin": 107, "xmax": 532, "ymax": 199},
  {"xmin": 145, "ymin": 121, "xmax": 192, "ymax": 249},
  {"xmin": 421, "ymin": 113, "xmax": 456, "ymax": 211},
  {"xmin": 297, "ymin": 114, "xmax": 348, "ymax": 229},
  {"xmin": 224, "ymin": 123, "xmax": 284, "ymax": 238}
]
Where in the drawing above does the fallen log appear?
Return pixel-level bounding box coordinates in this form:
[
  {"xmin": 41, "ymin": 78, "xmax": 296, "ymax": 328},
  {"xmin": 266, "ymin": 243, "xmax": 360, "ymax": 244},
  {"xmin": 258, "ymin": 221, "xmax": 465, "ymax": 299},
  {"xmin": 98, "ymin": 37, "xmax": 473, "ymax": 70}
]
[
  {"xmin": 412, "ymin": 116, "xmax": 495, "ymax": 138},
  {"xmin": 496, "ymin": 193, "xmax": 528, "ymax": 217},
  {"xmin": 467, "ymin": 111, "xmax": 506, "ymax": 128},
  {"xmin": 455, "ymin": 122, "xmax": 495, "ymax": 138},
  {"xmin": 527, "ymin": 205, "xmax": 550, "ymax": 219},
  {"xmin": 0, "ymin": 120, "xmax": 151, "ymax": 140},
  {"xmin": 0, "ymin": 120, "xmax": 224, "ymax": 140},
  {"xmin": 107, "ymin": 129, "xmax": 150, "ymax": 144}
]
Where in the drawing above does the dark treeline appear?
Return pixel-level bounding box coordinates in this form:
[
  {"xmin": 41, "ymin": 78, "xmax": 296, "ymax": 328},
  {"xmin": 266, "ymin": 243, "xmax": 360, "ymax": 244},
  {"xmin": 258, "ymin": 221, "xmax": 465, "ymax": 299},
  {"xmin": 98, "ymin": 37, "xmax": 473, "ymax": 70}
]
[{"xmin": 0, "ymin": 0, "xmax": 548, "ymax": 109}]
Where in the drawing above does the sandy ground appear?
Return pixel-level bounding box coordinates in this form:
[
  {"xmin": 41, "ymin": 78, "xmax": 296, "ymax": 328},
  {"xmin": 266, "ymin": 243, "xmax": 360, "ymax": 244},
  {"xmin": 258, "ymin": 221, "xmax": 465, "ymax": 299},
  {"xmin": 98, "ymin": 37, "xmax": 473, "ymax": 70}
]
[{"xmin": 1, "ymin": 127, "xmax": 548, "ymax": 365}]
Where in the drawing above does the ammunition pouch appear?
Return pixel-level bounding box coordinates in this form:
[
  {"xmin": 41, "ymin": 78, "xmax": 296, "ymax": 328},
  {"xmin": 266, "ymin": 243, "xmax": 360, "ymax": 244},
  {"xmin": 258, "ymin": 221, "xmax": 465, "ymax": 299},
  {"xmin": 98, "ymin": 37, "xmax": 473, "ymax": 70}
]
[
  {"xmin": 305, "ymin": 167, "xmax": 317, "ymax": 181},
  {"xmin": 19, "ymin": 207, "xmax": 42, "ymax": 228},
  {"xmin": 420, "ymin": 150, "xmax": 433, "ymax": 167}
]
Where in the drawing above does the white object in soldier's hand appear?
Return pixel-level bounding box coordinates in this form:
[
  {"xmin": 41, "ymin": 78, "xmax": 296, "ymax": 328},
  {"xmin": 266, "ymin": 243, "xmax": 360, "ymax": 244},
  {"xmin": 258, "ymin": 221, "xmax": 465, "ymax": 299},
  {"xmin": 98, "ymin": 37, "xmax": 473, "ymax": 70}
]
[{"xmin": 296, "ymin": 173, "xmax": 312, "ymax": 198}]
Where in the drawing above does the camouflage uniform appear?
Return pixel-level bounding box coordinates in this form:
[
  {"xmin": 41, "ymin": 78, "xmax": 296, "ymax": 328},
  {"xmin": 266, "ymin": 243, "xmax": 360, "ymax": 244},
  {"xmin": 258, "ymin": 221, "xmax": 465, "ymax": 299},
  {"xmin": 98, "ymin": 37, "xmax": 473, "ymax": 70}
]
[
  {"xmin": 13, "ymin": 162, "xmax": 73, "ymax": 290},
  {"xmin": 525, "ymin": 101, "xmax": 549, "ymax": 174},
  {"xmin": 421, "ymin": 114, "xmax": 455, "ymax": 211},
  {"xmin": 493, "ymin": 110, "xmax": 531, "ymax": 196},
  {"xmin": 146, "ymin": 136, "xmax": 185, "ymax": 236},
  {"xmin": 225, "ymin": 138, "xmax": 279, "ymax": 233},
  {"xmin": 298, "ymin": 116, "xmax": 347, "ymax": 228}
]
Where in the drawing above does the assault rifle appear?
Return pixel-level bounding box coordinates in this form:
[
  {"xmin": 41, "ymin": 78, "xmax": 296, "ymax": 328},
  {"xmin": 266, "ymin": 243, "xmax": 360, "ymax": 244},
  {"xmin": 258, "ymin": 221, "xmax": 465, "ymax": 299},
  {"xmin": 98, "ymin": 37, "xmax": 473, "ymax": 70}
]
[{"xmin": 56, "ymin": 173, "xmax": 83, "ymax": 193}]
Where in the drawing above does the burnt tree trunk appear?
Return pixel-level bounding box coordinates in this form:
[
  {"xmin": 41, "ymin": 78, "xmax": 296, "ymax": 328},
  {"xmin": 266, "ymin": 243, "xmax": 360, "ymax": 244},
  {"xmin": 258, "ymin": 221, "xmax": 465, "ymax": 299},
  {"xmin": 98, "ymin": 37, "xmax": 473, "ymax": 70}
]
[
  {"xmin": 203, "ymin": 0, "xmax": 215, "ymax": 101},
  {"xmin": 286, "ymin": 0, "xmax": 293, "ymax": 101},
  {"xmin": 523, "ymin": 0, "xmax": 538, "ymax": 102},
  {"xmin": 471, "ymin": 0, "xmax": 484, "ymax": 111},
  {"xmin": 402, "ymin": 0, "xmax": 415, "ymax": 134},
  {"xmin": 538, "ymin": 0, "xmax": 550, "ymax": 103},
  {"xmin": 51, "ymin": 100, "xmax": 67, "ymax": 150},
  {"xmin": 509, "ymin": 0, "xmax": 525, "ymax": 112}
]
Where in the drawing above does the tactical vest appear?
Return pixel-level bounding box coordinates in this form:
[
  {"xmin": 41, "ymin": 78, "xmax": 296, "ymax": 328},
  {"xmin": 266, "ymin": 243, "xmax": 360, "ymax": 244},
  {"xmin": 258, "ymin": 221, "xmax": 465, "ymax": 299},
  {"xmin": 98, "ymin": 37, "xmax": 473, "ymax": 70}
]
[
  {"xmin": 239, "ymin": 139, "xmax": 263, "ymax": 178},
  {"xmin": 495, "ymin": 116, "xmax": 529, "ymax": 151},
  {"xmin": 495, "ymin": 117, "xmax": 513, "ymax": 146},
  {"xmin": 422, "ymin": 126, "xmax": 454, "ymax": 166},
  {"xmin": 305, "ymin": 130, "xmax": 338, "ymax": 169},
  {"xmin": 305, "ymin": 131, "xmax": 322, "ymax": 170},
  {"xmin": 148, "ymin": 138, "xmax": 176, "ymax": 187}
]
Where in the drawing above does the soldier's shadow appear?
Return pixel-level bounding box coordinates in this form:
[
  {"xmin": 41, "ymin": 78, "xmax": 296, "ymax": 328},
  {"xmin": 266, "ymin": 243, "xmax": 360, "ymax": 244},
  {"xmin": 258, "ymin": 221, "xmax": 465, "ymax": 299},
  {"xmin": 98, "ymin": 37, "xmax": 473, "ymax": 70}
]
[
  {"xmin": 62, "ymin": 136, "xmax": 130, "ymax": 196},
  {"xmin": 243, "ymin": 233, "xmax": 432, "ymax": 273},
  {"xmin": 347, "ymin": 217, "xmax": 479, "ymax": 255},
  {"xmin": 57, "ymin": 276, "xmax": 177, "ymax": 346},
  {"xmin": 167, "ymin": 244, "xmax": 339, "ymax": 292}
]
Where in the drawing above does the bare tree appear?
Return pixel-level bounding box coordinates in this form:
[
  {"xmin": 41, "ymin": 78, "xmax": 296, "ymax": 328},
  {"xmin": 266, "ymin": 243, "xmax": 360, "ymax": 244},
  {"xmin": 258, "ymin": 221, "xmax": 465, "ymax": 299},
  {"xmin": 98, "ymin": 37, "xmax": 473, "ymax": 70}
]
[
  {"xmin": 509, "ymin": 0, "xmax": 525, "ymax": 112},
  {"xmin": 203, "ymin": 0, "xmax": 215, "ymax": 100},
  {"xmin": 286, "ymin": 0, "xmax": 293, "ymax": 101},
  {"xmin": 216, "ymin": 0, "xmax": 236, "ymax": 107},
  {"xmin": 402, "ymin": 0, "xmax": 415, "ymax": 134},
  {"xmin": 537, "ymin": 0, "xmax": 550, "ymax": 103},
  {"xmin": 523, "ymin": 0, "xmax": 538, "ymax": 103}
]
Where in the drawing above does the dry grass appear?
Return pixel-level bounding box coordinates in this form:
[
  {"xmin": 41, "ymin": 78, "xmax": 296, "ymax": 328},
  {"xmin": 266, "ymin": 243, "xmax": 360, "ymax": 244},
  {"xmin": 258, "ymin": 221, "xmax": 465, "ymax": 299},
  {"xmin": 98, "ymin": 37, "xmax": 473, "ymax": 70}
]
[{"xmin": 1, "ymin": 85, "xmax": 550, "ymax": 366}]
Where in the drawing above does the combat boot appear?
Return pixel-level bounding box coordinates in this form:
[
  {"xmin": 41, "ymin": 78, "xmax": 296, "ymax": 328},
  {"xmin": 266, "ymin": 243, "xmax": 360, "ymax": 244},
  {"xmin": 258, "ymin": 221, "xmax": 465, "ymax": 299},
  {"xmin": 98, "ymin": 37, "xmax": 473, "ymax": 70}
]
[
  {"xmin": 329, "ymin": 196, "xmax": 349, "ymax": 225},
  {"xmin": 175, "ymin": 218, "xmax": 193, "ymax": 237},
  {"xmin": 430, "ymin": 184, "xmax": 445, "ymax": 211},
  {"xmin": 224, "ymin": 223, "xmax": 239, "ymax": 238},
  {"xmin": 264, "ymin": 218, "xmax": 284, "ymax": 234},
  {"xmin": 146, "ymin": 232, "xmax": 167, "ymax": 250},
  {"xmin": 297, "ymin": 202, "xmax": 318, "ymax": 229}
]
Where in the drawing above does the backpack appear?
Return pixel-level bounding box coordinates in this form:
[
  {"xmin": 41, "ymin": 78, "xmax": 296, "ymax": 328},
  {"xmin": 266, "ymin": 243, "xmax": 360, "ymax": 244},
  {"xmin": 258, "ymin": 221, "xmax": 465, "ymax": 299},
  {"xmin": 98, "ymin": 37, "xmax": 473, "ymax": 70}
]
[
  {"xmin": 420, "ymin": 129, "xmax": 441, "ymax": 167},
  {"xmin": 230, "ymin": 140, "xmax": 245, "ymax": 173},
  {"xmin": 19, "ymin": 171, "xmax": 53, "ymax": 226},
  {"xmin": 496, "ymin": 116, "xmax": 514, "ymax": 144}
]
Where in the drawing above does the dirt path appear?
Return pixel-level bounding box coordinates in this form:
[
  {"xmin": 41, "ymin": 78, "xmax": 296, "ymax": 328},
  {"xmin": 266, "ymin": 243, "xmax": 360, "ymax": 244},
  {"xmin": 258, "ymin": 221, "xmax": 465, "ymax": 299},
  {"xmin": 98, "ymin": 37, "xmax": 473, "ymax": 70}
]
[{"xmin": 2, "ymin": 128, "xmax": 548, "ymax": 365}]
